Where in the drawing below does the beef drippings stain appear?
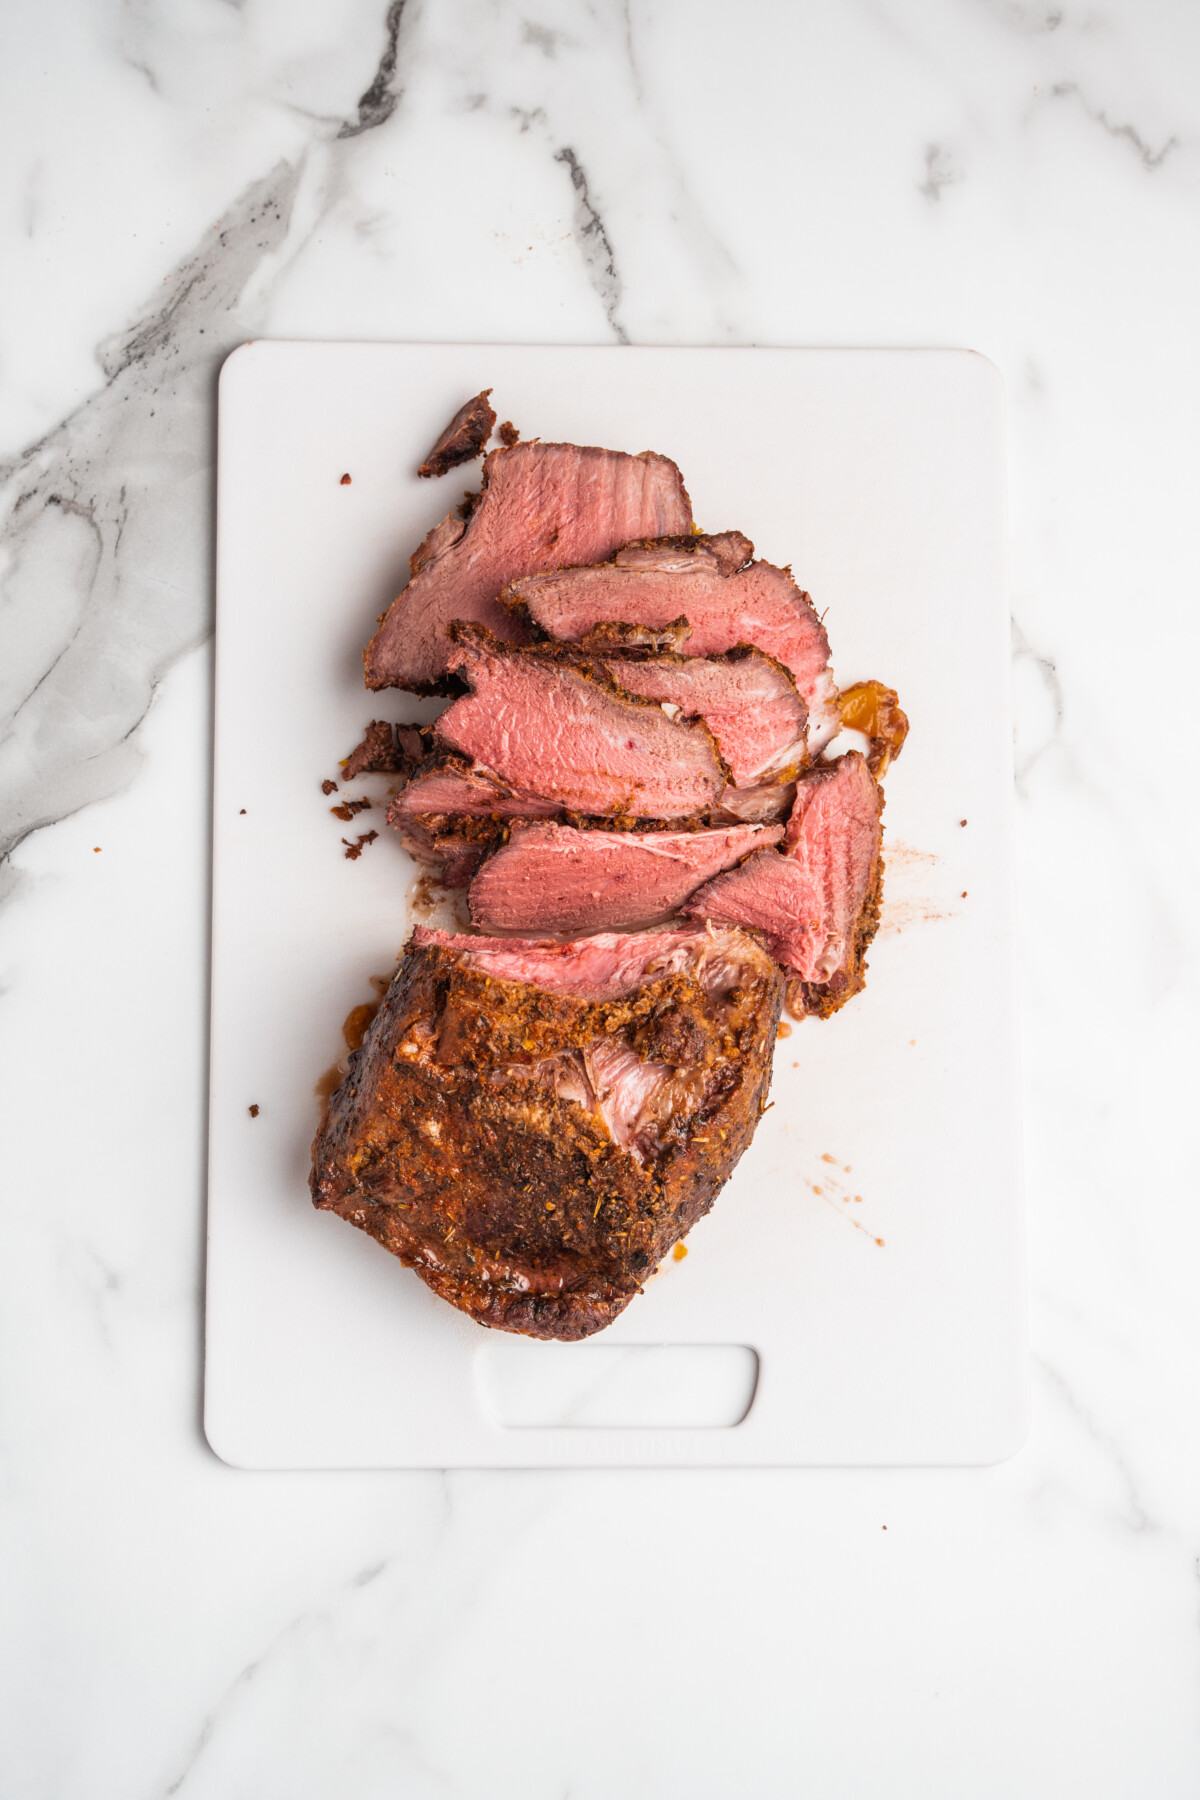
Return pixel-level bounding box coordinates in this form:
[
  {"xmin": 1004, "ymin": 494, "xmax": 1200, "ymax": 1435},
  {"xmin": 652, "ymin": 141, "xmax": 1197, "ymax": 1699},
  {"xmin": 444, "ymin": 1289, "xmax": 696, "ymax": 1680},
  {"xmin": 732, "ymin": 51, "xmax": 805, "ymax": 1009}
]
[
  {"xmin": 837, "ymin": 681, "xmax": 909, "ymax": 776},
  {"xmin": 803, "ymin": 1159, "xmax": 884, "ymax": 1247},
  {"xmin": 343, "ymin": 1001, "xmax": 381, "ymax": 1052},
  {"xmin": 315, "ymin": 1062, "xmax": 347, "ymax": 1103}
]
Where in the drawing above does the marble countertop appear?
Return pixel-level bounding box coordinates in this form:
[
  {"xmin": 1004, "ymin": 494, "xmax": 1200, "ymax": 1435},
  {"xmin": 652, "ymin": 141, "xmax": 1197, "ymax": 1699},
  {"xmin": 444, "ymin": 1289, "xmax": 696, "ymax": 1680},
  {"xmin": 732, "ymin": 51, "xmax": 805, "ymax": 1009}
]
[{"xmin": 3, "ymin": 1, "xmax": 1199, "ymax": 1793}]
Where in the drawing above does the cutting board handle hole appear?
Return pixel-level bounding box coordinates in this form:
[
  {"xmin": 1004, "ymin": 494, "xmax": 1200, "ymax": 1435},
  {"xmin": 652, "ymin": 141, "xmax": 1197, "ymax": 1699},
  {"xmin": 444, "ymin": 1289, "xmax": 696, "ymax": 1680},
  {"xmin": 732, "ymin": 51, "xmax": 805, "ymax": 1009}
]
[{"xmin": 475, "ymin": 1343, "xmax": 759, "ymax": 1430}]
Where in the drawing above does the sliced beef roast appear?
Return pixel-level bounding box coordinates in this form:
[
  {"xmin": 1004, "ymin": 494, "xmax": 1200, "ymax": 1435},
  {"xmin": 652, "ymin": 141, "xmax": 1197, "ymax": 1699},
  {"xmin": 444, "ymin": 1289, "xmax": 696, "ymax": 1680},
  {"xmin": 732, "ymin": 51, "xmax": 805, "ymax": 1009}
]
[
  {"xmin": 310, "ymin": 924, "xmax": 783, "ymax": 1340},
  {"xmin": 505, "ymin": 532, "xmax": 839, "ymax": 754},
  {"xmin": 365, "ymin": 441, "xmax": 693, "ymax": 694},
  {"xmin": 388, "ymin": 750, "xmax": 562, "ymax": 823},
  {"xmin": 604, "ymin": 647, "xmax": 807, "ymax": 787},
  {"xmin": 386, "ymin": 750, "xmax": 560, "ymax": 885},
  {"xmin": 468, "ymin": 820, "xmax": 782, "ymax": 936},
  {"xmin": 435, "ymin": 628, "xmax": 728, "ymax": 819},
  {"xmin": 683, "ymin": 751, "xmax": 883, "ymax": 1017}
]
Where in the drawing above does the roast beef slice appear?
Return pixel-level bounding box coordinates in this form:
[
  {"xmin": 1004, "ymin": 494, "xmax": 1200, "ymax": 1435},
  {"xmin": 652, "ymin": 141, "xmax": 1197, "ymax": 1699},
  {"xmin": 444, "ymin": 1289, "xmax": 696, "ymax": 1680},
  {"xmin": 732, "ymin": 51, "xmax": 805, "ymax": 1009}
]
[
  {"xmin": 604, "ymin": 645, "xmax": 807, "ymax": 787},
  {"xmin": 366, "ymin": 441, "xmax": 693, "ymax": 694},
  {"xmin": 435, "ymin": 628, "xmax": 728, "ymax": 820},
  {"xmin": 505, "ymin": 533, "xmax": 839, "ymax": 755},
  {"xmin": 684, "ymin": 751, "xmax": 883, "ymax": 1016},
  {"xmin": 468, "ymin": 819, "xmax": 783, "ymax": 936},
  {"xmin": 385, "ymin": 750, "xmax": 559, "ymax": 882}
]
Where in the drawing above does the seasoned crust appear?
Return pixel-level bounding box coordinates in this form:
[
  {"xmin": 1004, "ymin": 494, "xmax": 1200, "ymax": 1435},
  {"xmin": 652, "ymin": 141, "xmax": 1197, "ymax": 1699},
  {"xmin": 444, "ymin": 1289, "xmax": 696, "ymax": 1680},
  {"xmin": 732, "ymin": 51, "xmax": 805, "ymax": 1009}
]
[
  {"xmin": 310, "ymin": 931, "xmax": 783, "ymax": 1340},
  {"xmin": 343, "ymin": 719, "xmax": 426, "ymax": 779},
  {"xmin": 418, "ymin": 390, "xmax": 496, "ymax": 479}
]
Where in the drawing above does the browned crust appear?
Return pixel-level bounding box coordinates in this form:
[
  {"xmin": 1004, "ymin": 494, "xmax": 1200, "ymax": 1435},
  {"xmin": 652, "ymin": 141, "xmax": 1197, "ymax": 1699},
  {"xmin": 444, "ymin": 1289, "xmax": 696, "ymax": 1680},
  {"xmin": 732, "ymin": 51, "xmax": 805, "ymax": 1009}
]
[
  {"xmin": 577, "ymin": 617, "xmax": 693, "ymax": 653},
  {"xmin": 311, "ymin": 938, "xmax": 783, "ymax": 1339},
  {"xmin": 343, "ymin": 720, "xmax": 427, "ymax": 780},
  {"xmin": 418, "ymin": 390, "xmax": 497, "ymax": 479}
]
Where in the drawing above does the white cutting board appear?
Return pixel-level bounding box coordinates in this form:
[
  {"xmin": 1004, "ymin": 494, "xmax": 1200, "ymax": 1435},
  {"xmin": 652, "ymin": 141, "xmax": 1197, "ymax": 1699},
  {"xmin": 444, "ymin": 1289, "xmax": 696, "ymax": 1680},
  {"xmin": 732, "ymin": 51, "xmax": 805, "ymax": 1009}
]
[{"xmin": 206, "ymin": 342, "xmax": 1027, "ymax": 1468}]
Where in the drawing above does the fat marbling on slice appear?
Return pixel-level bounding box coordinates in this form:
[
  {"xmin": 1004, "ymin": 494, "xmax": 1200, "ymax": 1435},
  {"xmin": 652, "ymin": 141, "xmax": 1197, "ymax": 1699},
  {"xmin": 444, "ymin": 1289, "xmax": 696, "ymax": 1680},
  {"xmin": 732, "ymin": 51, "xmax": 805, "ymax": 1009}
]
[
  {"xmin": 683, "ymin": 751, "xmax": 883, "ymax": 1017},
  {"xmin": 310, "ymin": 924, "xmax": 783, "ymax": 1340},
  {"xmin": 365, "ymin": 440, "xmax": 693, "ymax": 694},
  {"xmin": 468, "ymin": 819, "xmax": 783, "ymax": 936},
  {"xmin": 603, "ymin": 646, "xmax": 807, "ymax": 786},
  {"xmin": 434, "ymin": 628, "xmax": 728, "ymax": 820},
  {"xmin": 506, "ymin": 531, "xmax": 840, "ymax": 754}
]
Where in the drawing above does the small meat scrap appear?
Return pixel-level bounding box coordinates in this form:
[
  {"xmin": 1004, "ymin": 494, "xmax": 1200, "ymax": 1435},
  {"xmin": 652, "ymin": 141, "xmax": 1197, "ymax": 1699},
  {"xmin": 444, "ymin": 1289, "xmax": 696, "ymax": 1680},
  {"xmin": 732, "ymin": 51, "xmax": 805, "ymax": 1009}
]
[
  {"xmin": 343, "ymin": 831, "xmax": 379, "ymax": 861},
  {"xmin": 343, "ymin": 720, "xmax": 423, "ymax": 780},
  {"xmin": 837, "ymin": 681, "xmax": 909, "ymax": 777},
  {"xmin": 248, "ymin": 1103, "xmax": 260, "ymax": 1117},
  {"xmin": 498, "ymin": 420, "xmax": 520, "ymax": 447},
  {"xmin": 321, "ymin": 779, "xmax": 339, "ymax": 795},
  {"xmin": 331, "ymin": 798, "xmax": 372, "ymax": 822},
  {"xmin": 418, "ymin": 390, "xmax": 497, "ymax": 479}
]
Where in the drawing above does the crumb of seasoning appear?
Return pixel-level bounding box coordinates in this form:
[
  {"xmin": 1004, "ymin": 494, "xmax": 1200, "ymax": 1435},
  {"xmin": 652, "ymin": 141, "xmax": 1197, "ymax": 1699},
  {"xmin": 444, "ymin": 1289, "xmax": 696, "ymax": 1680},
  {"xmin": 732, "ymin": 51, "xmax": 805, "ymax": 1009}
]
[
  {"xmin": 882, "ymin": 1525, "xmax": 888, "ymax": 1531},
  {"xmin": 875, "ymin": 1237, "xmax": 885, "ymax": 1247},
  {"xmin": 93, "ymin": 846, "xmax": 102, "ymax": 853},
  {"xmin": 792, "ymin": 1061, "xmax": 799, "ymax": 1069},
  {"xmin": 821, "ymin": 1152, "xmax": 837, "ymax": 1164},
  {"xmin": 321, "ymin": 779, "xmax": 338, "ymax": 795},
  {"xmin": 673, "ymin": 1243, "xmax": 688, "ymax": 1262},
  {"xmin": 909, "ymin": 1038, "xmax": 916, "ymax": 1046},
  {"xmin": 342, "ymin": 831, "xmax": 378, "ymax": 860},
  {"xmin": 331, "ymin": 797, "xmax": 371, "ymax": 822},
  {"xmin": 340, "ymin": 472, "xmax": 352, "ymax": 485},
  {"xmin": 961, "ymin": 890, "xmax": 968, "ymax": 899},
  {"xmin": 960, "ymin": 818, "xmax": 967, "ymax": 827},
  {"xmin": 248, "ymin": 1104, "xmax": 260, "ymax": 1118},
  {"xmin": 239, "ymin": 809, "xmax": 247, "ymax": 815},
  {"xmin": 776, "ymin": 1020, "xmax": 792, "ymax": 1039}
]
